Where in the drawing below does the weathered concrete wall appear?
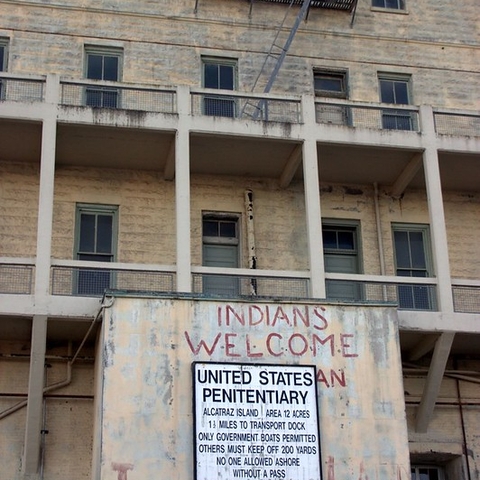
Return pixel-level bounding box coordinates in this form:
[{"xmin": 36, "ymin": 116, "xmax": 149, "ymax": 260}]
[
  {"xmin": 0, "ymin": 0, "xmax": 478, "ymax": 109},
  {"xmin": 404, "ymin": 359, "xmax": 480, "ymax": 478},
  {"xmin": 97, "ymin": 298, "xmax": 410, "ymax": 479},
  {"xmin": 3, "ymin": 159, "xmax": 480, "ymax": 280},
  {"xmin": 0, "ymin": 343, "xmax": 95, "ymax": 480},
  {"xmin": 0, "ymin": 161, "xmax": 39, "ymax": 257}
]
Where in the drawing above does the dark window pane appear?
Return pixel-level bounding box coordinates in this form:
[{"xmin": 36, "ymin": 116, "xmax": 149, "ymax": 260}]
[
  {"xmin": 203, "ymin": 220, "xmax": 218, "ymax": 236},
  {"xmin": 394, "ymin": 81, "xmax": 409, "ymax": 104},
  {"xmin": 380, "ymin": 80, "xmax": 394, "ymax": 103},
  {"xmin": 219, "ymin": 222, "xmax": 236, "ymax": 238},
  {"xmin": 394, "ymin": 231, "xmax": 411, "ymax": 268},
  {"xmin": 316, "ymin": 76, "xmax": 343, "ymax": 92},
  {"xmin": 219, "ymin": 65, "xmax": 234, "ymax": 90},
  {"xmin": 96, "ymin": 215, "xmax": 113, "ymax": 253},
  {"xmin": 87, "ymin": 55, "xmax": 103, "ymax": 80},
  {"xmin": 409, "ymin": 231, "xmax": 426, "ymax": 268},
  {"xmin": 323, "ymin": 230, "xmax": 337, "ymax": 249},
  {"xmin": 79, "ymin": 214, "xmax": 95, "ymax": 252},
  {"xmin": 338, "ymin": 231, "xmax": 354, "ymax": 250},
  {"xmin": 204, "ymin": 64, "xmax": 219, "ymax": 89},
  {"xmin": 103, "ymin": 56, "xmax": 119, "ymax": 81},
  {"xmin": 0, "ymin": 46, "xmax": 4, "ymax": 71}
]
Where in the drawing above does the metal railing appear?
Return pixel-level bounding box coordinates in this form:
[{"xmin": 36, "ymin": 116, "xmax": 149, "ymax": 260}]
[
  {"xmin": 51, "ymin": 265, "xmax": 176, "ymax": 297},
  {"xmin": 192, "ymin": 272, "xmax": 310, "ymax": 299},
  {"xmin": 0, "ymin": 263, "xmax": 35, "ymax": 294},
  {"xmin": 452, "ymin": 285, "xmax": 480, "ymax": 314},
  {"xmin": 434, "ymin": 109, "xmax": 480, "ymax": 137},
  {"xmin": 191, "ymin": 88, "xmax": 302, "ymax": 123},
  {"xmin": 0, "ymin": 73, "xmax": 45, "ymax": 103},
  {"xmin": 60, "ymin": 79, "xmax": 177, "ymax": 114},
  {"xmin": 315, "ymin": 99, "xmax": 420, "ymax": 132}
]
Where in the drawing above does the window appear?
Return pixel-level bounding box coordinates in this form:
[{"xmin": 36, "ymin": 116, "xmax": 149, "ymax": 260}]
[
  {"xmin": 84, "ymin": 47, "xmax": 122, "ymax": 108},
  {"xmin": 0, "ymin": 39, "xmax": 8, "ymax": 99},
  {"xmin": 379, "ymin": 74, "xmax": 413, "ymax": 130},
  {"xmin": 202, "ymin": 214, "xmax": 239, "ymax": 296},
  {"xmin": 392, "ymin": 224, "xmax": 435, "ymax": 310},
  {"xmin": 74, "ymin": 204, "xmax": 118, "ymax": 296},
  {"xmin": 323, "ymin": 221, "xmax": 362, "ymax": 301},
  {"xmin": 411, "ymin": 466, "xmax": 444, "ymax": 480},
  {"xmin": 372, "ymin": 0, "xmax": 405, "ymax": 10},
  {"xmin": 314, "ymin": 69, "xmax": 350, "ymax": 125},
  {"xmin": 202, "ymin": 57, "xmax": 237, "ymax": 117}
]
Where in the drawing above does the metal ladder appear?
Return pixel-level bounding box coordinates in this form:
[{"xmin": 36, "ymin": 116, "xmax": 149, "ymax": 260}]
[{"xmin": 241, "ymin": 0, "xmax": 312, "ymax": 120}]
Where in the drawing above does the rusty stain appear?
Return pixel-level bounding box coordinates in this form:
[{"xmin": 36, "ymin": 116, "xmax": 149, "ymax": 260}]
[
  {"xmin": 112, "ymin": 462, "xmax": 134, "ymax": 480},
  {"xmin": 327, "ymin": 456, "xmax": 335, "ymax": 480}
]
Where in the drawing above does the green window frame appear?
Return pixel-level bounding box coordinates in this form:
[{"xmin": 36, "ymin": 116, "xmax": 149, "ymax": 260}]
[
  {"xmin": 378, "ymin": 73, "xmax": 413, "ymax": 130},
  {"xmin": 322, "ymin": 220, "xmax": 363, "ymax": 302},
  {"xmin": 201, "ymin": 56, "xmax": 237, "ymax": 117},
  {"xmin": 84, "ymin": 46, "xmax": 123, "ymax": 108},
  {"xmin": 392, "ymin": 223, "xmax": 435, "ymax": 310},
  {"xmin": 0, "ymin": 39, "xmax": 8, "ymax": 100},
  {"xmin": 372, "ymin": 0, "xmax": 405, "ymax": 10},
  {"xmin": 74, "ymin": 204, "xmax": 118, "ymax": 296}
]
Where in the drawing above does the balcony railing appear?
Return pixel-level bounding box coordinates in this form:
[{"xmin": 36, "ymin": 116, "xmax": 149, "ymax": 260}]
[
  {"xmin": 0, "ymin": 73, "xmax": 45, "ymax": 103},
  {"xmin": 60, "ymin": 79, "xmax": 177, "ymax": 114},
  {"xmin": 434, "ymin": 109, "xmax": 480, "ymax": 137},
  {"xmin": 0, "ymin": 259, "xmax": 35, "ymax": 294},
  {"xmin": 1, "ymin": 258, "xmax": 478, "ymax": 314},
  {"xmin": 50, "ymin": 261, "xmax": 176, "ymax": 297},
  {"xmin": 315, "ymin": 98, "xmax": 420, "ymax": 132},
  {"xmin": 190, "ymin": 88, "xmax": 303, "ymax": 123},
  {"xmin": 452, "ymin": 282, "xmax": 480, "ymax": 314}
]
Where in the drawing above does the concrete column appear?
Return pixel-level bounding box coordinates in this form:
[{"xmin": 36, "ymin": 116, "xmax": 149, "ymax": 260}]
[
  {"xmin": 415, "ymin": 105, "xmax": 455, "ymax": 432},
  {"xmin": 23, "ymin": 75, "xmax": 59, "ymax": 477},
  {"xmin": 23, "ymin": 315, "xmax": 48, "ymax": 477},
  {"xmin": 34, "ymin": 74, "xmax": 59, "ymax": 303},
  {"xmin": 419, "ymin": 104, "xmax": 454, "ymax": 312},
  {"xmin": 175, "ymin": 85, "xmax": 192, "ymax": 292},
  {"xmin": 301, "ymin": 95, "xmax": 325, "ymax": 299}
]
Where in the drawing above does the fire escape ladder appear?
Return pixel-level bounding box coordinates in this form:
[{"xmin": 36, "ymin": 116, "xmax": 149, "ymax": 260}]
[{"xmin": 240, "ymin": 0, "xmax": 313, "ymax": 120}]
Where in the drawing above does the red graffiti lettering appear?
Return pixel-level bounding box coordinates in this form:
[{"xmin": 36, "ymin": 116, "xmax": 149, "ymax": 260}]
[
  {"xmin": 341, "ymin": 333, "xmax": 358, "ymax": 358},
  {"xmin": 225, "ymin": 333, "xmax": 240, "ymax": 357},
  {"xmin": 288, "ymin": 333, "xmax": 308, "ymax": 356},
  {"xmin": 266, "ymin": 333, "xmax": 282, "ymax": 357},
  {"xmin": 111, "ymin": 463, "xmax": 133, "ymax": 480},
  {"xmin": 246, "ymin": 335, "xmax": 263, "ymax": 358},
  {"xmin": 184, "ymin": 331, "xmax": 221, "ymax": 355}
]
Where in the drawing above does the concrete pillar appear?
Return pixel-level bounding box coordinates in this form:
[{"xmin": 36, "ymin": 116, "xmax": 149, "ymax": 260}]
[
  {"xmin": 175, "ymin": 85, "xmax": 192, "ymax": 292},
  {"xmin": 34, "ymin": 74, "xmax": 59, "ymax": 303},
  {"xmin": 301, "ymin": 95, "xmax": 326, "ymax": 299},
  {"xmin": 415, "ymin": 105, "xmax": 455, "ymax": 432},
  {"xmin": 22, "ymin": 315, "xmax": 48, "ymax": 477}
]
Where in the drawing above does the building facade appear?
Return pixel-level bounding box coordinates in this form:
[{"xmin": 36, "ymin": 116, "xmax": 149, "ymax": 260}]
[{"xmin": 0, "ymin": 0, "xmax": 479, "ymax": 479}]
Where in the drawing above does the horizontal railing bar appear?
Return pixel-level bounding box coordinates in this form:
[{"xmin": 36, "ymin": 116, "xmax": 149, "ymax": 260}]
[
  {"xmin": 315, "ymin": 97, "xmax": 420, "ymax": 112},
  {"xmin": 325, "ymin": 272, "xmax": 438, "ymax": 285},
  {"xmin": 433, "ymin": 108, "xmax": 480, "ymax": 118},
  {"xmin": 60, "ymin": 77, "xmax": 177, "ymax": 94},
  {"xmin": 192, "ymin": 266, "xmax": 309, "ymax": 278},
  {"xmin": 51, "ymin": 260, "xmax": 176, "ymax": 272},
  {"xmin": 0, "ymin": 257, "xmax": 35, "ymax": 266},
  {"xmin": 190, "ymin": 87, "xmax": 301, "ymax": 103},
  {"xmin": 452, "ymin": 278, "xmax": 480, "ymax": 287},
  {"xmin": 0, "ymin": 72, "xmax": 46, "ymax": 82}
]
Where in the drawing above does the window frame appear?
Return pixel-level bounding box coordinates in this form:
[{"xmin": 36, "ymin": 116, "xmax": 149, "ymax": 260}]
[
  {"xmin": 0, "ymin": 38, "xmax": 8, "ymax": 72},
  {"xmin": 372, "ymin": 0, "xmax": 406, "ymax": 11},
  {"xmin": 322, "ymin": 219, "xmax": 363, "ymax": 302},
  {"xmin": 313, "ymin": 69, "xmax": 348, "ymax": 99},
  {"xmin": 201, "ymin": 56, "xmax": 238, "ymax": 118},
  {"xmin": 74, "ymin": 203, "xmax": 119, "ymax": 296},
  {"xmin": 392, "ymin": 223, "xmax": 436, "ymax": 310},
  {"xmin": 0, "ymin": 38, "xmax": 8, "ymax": 100},
  {"xmin": 378, "ymin": 73, "xmax": 414, "ymax": 130},
  {"xmin": 84, "ymin": 45, "xmax": 123, "ymax": 108},
  {"xmin": 411, "ymin": 465, "xmax": 445, "ymax": 480}
]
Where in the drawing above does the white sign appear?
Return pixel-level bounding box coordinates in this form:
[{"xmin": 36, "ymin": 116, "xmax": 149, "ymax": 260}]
[{"xmin": 193, "ymin": 362, "xmax": 321, "ymax": 480}]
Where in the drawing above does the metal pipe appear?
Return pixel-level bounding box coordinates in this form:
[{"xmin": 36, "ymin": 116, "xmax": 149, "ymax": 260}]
[{"xmin": 373, "ymin": 182, "xmax": 387, "ymax": 300}]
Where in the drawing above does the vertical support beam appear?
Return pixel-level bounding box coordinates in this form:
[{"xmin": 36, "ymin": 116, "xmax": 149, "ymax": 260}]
[
  {"xmin": 23, "ymin": 315, "xmax": 48, "ymax": 477},
  {"xmin": 34, "ymin": 74, "xmax": 59, "ymax": 303},
  {"xmin": 301, "ymin": 95, "xmax": 325, "ymax": 299},
  {"xmin": 23, "ymin": 75, "xmax": 59, "ymax": 477},
  {"xmin": 175, "ymin": 85, "xmax": 192, "ymax": 292},
  {"xmin": 415, "ymin": 105, "xmax": 455, "ymax": 432}
]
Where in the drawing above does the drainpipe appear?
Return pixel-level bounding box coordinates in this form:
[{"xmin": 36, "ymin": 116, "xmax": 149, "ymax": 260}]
[
  {"xmin": 373, "ymin": 183, "xmax": 387, "ymax": 300},
  {"xmin": 245, "ymin": 189, "xmax": 257, "ymax": 295},
  {"xmin": 0, "ymin": 298, "xmax": 110, "ymax": 421}
]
